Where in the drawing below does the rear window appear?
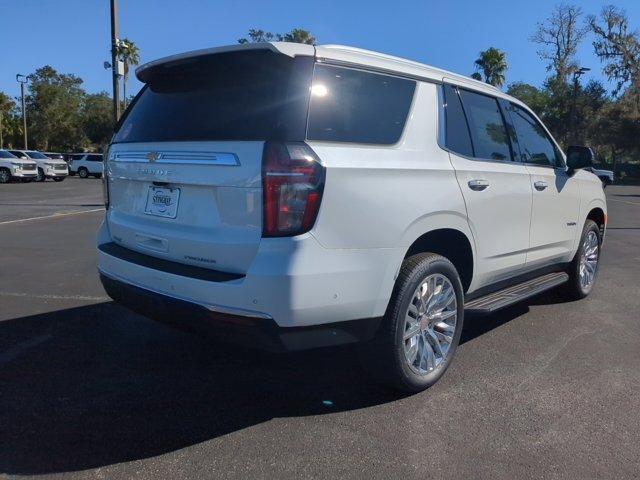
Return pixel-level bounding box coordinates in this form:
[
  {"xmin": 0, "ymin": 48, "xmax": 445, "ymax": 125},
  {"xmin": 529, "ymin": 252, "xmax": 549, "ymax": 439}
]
[
  {"xmin": 88, "ymin": 155, "xmax": 103, "ymax": 162},
  {"xmin": 113, "ymin": 50, "xmax": 313, "ymax": 143},
  {"xmin": 307, "ymin": 65, "xmax": 416, "ymax": 144}
]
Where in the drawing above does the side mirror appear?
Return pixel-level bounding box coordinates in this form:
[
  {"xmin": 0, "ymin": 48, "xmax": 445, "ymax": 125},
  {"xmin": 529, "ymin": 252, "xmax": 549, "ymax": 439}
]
[{"xmin": 566, "ymin": 146, "xmax": 594, "ymax": 171}]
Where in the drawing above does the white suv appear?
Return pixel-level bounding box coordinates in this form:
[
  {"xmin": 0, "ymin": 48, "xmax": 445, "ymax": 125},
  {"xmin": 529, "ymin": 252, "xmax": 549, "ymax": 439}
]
[
  {"xmin": 97, "ymin": 43, "xmax": 607, "ymax": 392},
  {"xmin": 68, "ymin": 153, "xmax": 104, "ymax": 178},
  {"xmin": 0, "ymin": 149, "xmax": 38, "ymax": 183},
  {"xmin": 8, "ymin": 150, "xmax": 68, "ymax": 182}
]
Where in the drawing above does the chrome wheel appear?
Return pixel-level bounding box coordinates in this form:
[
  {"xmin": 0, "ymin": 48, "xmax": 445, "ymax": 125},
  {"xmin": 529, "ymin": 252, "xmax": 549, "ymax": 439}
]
[
  {"xmin": 0, "ymin": 169, "xmax": 10, "ymax": 183},
  {"xmin": 579, "ymin": 230, "xmax": 599, "ymax": 289},
  {"xmin": 403, "ymin": 273, "xmax": 457, "ymax": 375}
]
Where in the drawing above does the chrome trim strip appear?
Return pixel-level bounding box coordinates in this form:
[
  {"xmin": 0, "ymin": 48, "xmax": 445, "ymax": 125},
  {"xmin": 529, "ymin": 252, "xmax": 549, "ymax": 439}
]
[
  {"xmin": 98, "ymin": 268, "xmax": 273, "ymax": 320},
  {"xmin": 110, "ymin": 151, "xmax": 239, "ymax": 166}
]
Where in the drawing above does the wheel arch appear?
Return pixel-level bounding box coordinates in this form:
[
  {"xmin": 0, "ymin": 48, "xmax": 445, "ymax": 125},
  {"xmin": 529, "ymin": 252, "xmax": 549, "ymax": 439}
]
[{"xmin": 403, "ymin": 228, "xmax": 474, "ymax": 293}]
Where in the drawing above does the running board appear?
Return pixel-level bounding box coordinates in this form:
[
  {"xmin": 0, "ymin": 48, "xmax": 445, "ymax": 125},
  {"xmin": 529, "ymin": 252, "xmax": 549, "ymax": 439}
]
[{"xmin": 465, "ymin": 272, "xmax": 569, "ymax": 315}]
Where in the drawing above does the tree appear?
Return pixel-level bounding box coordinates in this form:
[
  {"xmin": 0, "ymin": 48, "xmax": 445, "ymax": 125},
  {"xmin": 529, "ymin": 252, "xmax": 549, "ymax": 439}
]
[
  {"xmin": 279, "ymin": 29, "xmax": 315, "ymax": 45},
  {"xmin": 588, "ymin": 5, "xmax": 640, "ymax": 114},
  {"xmin": 0, "ymin": 92, "xmax": 16, "ymax": 149},
  {"xmin": 25, "ymin": 66, "xmax": 87, "ymax": 151},
  {"xmin": 116, "ymin": 38, "xmax": 140, "ymax": 109},
  {"xmin": 506, "ymin": 82, "xmax": 550, "ymax": 116},
  {"xmin": 532, "ymin": 4, "xmax": 588, "ymax": 82},
  {"xmin": 238, "ymin": 28, "xmax": 316, "ymax": 45},
  {"xmin": 473, "ymin": 47, "xmax": 508, "ymax": 87},
  {"xmin": 81, "ymin": 92, "xmax": 114, "ymax": 149}
]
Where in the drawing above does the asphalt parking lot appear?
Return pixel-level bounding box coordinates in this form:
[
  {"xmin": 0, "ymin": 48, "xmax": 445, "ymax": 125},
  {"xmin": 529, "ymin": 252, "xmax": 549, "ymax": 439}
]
[{"xmin": 1, "ymin": 177, "xmax": 639, "ymax": 479}]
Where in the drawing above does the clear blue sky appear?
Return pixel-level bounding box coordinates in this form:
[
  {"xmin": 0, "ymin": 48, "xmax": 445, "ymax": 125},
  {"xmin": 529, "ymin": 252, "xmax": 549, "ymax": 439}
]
[{"xmin": 1, "ymin": 0, "xmax": 638, "ymax": 101}]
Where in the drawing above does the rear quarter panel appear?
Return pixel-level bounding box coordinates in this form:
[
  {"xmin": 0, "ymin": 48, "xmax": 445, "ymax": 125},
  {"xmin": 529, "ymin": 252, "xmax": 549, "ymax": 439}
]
[{"xmin": 308, "ymin": 82, "xmax": 475, "ymax": 311}]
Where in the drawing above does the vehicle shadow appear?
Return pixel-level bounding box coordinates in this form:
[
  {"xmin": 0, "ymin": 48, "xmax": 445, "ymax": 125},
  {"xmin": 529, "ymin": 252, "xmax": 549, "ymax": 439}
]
[
  {"xmin": 0, "ymin": 302, "xmax": 401, "ymax": 475},
  {"xmin": 1, "ymin": 287, "xmax": 565, "ymax": 475}
]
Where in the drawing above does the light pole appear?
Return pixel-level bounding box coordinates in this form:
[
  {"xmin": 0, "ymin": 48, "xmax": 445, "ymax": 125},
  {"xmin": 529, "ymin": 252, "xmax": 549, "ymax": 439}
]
[
  {"xmin": 110, "ymin": 0, "xmax": 121, "ymax": 123},
  {"xmin": 16, "ymin": 74, "xmax": 28, "ymax": 149},
  {"xmin": 571, "ymin": 67, "xmax": 590, "ymax": 144}
]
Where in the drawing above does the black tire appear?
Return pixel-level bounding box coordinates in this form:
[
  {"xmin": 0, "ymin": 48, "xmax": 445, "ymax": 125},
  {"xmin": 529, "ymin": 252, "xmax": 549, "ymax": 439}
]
[
  {"xmin": 563, "ymin": 219, "xmax": 601, "ymax": 300},
  {"xmin": 0, "ymin": 168, "xmax": 11, "ymax": 184},
  {"xmin": 53, "ymin": 177, "xmax": 65, "ymax": 182},
  {"xmin": 78, "ymin": 167, "xmax": 88, "ymax": 178},
  {"xmin": 359, "ymin": 253, "xmax": 464, "ymax": 393},
  {"xmin": 36, "ymin": 168, "xmax": 46, "ymax": 182}
]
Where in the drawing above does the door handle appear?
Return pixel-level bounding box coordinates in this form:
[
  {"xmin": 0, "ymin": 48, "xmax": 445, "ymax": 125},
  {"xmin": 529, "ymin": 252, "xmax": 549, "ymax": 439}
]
[
  {"xmin": 534, "ymin": 181, "xmax": 548, "ymax": 191},
  {"xmin": 468, "ymin": 179, "xmax": 489, "ymax": 191}
]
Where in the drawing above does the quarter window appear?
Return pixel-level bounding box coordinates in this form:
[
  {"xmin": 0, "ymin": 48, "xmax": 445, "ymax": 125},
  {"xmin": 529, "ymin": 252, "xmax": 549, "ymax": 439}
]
[
  {"xmin": 458, "ymin": 90, "xmax": 512, "ymax": 161},
  {"xmin": 442, "ymin": 84, "xmax": 473, "ymax": 157},
  {"xmin": 307, "ymin": 65, "xmax": 416, "ymax": 144},
  {"xmin": 507, "ymin": 103, "xmax": 561, "ymax": 167}
]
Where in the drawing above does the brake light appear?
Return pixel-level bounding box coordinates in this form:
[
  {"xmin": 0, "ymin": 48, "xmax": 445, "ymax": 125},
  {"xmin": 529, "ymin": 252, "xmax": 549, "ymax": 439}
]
[
  {"xmin": 262, "ymin": 141, "xmax": 325, "ymax": 237},
  {"xmin": 102, "ymin": 150, "xmax": 110, "ymax": 209}
]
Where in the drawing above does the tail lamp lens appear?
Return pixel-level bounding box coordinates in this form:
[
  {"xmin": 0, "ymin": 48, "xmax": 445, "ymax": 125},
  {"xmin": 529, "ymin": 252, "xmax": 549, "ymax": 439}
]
[
  {"xmin": 262, "ymin": 142, "xmax": 325, "ymax": 237},
  {"xmin": 102, "ymin": 150, "xmax": 110, "ymax": 209}
]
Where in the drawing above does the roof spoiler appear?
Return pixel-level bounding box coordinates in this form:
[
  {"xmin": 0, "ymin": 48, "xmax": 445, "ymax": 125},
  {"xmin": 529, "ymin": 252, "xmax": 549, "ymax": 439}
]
[{"xmin": 136, "ymin": 42, "xmax": 315, "ymax": 83}]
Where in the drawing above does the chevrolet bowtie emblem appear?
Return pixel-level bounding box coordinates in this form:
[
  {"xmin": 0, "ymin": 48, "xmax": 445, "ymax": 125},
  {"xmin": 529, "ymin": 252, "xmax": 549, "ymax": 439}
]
[{"xmin": 146, "ymin": 152, "xmax": 159, "ymax": 163}]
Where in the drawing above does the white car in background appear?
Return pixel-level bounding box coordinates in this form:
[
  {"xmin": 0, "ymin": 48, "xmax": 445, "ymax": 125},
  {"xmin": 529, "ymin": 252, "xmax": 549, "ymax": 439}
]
[
  {"xmin": 68, "ymin": 153, "xmax": 103, "ymax": 178},
  {"xmin": 8, "ymin": 150, "xmax": 68, "ymax": 182},
  {"xmin": 0, "ymin": 149, "xmax": 38, "ymax": 183}
]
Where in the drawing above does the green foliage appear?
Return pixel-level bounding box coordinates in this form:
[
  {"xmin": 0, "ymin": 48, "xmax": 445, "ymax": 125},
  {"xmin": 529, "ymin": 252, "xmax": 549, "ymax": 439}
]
[
  {"xmin": 238, "ymin": 28, "xmax": 315, "ymax": 45},
  {"xmin": 26, "ymin": 66, "xmax": 87, "ymax": 151},
  {"xmin": 588, "ymin": 5, "xmax": 640, "ymax": 97},
  {"xmin": 473, "ymin": 47, "xmax": 507, "ymax": 87},
  {"xmin": 81, "ymin": 92, "xmax": 114, "ymax": 148}
]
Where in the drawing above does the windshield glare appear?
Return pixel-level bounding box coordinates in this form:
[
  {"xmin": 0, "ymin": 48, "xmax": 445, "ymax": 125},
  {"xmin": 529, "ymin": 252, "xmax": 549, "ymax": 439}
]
[{"xmin": 26, "ymin": 151, "xmax": 50, "ymax": 159}]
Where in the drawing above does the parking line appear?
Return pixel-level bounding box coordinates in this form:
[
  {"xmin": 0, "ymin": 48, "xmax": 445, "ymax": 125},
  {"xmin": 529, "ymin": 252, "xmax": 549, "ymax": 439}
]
[{"xmin": 0, "ymin": 208, "xmax": 104, "ymax": 226}]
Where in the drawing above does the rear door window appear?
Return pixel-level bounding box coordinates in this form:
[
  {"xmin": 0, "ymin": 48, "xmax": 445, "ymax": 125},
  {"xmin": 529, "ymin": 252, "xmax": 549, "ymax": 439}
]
[
  {"xmin": 88, "ymin": 155, "xmax": 103, "ymax": 162},
  {"xmin": 306, "ymin": 65, "xmax": 416, "ymax": 144},
  {"xmin": 458, "ymin": 89, "xmax": 512, "ymax": 161}
]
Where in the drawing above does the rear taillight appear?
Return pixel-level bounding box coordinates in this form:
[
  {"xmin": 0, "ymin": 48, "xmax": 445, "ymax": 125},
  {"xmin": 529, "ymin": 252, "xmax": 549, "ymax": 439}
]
[
  {"xmin": 262, "ymin": 141, "xmax": 325, "ymax": 237},
  {"xmin": 102, "ymin": 151, "xmax": 110, "ymax": 209}
]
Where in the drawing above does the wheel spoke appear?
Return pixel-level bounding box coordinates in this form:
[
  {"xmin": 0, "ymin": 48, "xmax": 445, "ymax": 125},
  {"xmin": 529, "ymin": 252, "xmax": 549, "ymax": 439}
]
[
  {"xmin": 425, "ymin": 328, "xmax": 444, "ymax": 359},
  {"xmin": 405, "ymin": 337, "xmax": 418, "ymax": 365},
  {"xmin": 404, "ymin": 321, "xmax": 421, "ymax": 340}
]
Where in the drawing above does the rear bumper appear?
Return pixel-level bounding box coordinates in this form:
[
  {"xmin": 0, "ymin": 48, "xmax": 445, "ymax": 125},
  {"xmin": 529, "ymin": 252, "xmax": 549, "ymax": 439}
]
[
  {"xmin": 100, "ymin": 271, "xmax": 380, "ymax": 352},
  {"xmin": 97, "ymin": 218, "xmax": 401, "ymax": 329}
]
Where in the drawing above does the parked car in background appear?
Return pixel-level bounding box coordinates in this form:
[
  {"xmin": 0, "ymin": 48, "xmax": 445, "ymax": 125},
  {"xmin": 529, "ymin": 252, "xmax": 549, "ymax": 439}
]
[
  {"xmin": 591, "ymin": 168, "xmax": 614, "ymax": 188},
  {"xmin": 68, "ymin": 153, "xmax": 103, "ymax": 178},
  {"xmin": 0, "ymin": 149, "xmax": 38, "ymax": 183},
  {"xmin": 43, "ymin": 152, "xmax": 65, "ymax": 161},
  {"xmin": 98, "ymin": 42, "xmax": 607, "ymax": 392},
  {"xmin": 8, "ymin": 150, "xmax": 68, "ymax": 182}
]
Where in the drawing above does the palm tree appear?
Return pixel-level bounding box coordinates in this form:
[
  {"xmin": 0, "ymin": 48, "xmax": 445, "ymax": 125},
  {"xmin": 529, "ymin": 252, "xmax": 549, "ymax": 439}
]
[
  {"xmin": 116, "ymin": 38, "xmax": 140, "ymax": 108},
  {"xmin": 474, "ymin": 48, "xmax": 508, "ymax": 88}
]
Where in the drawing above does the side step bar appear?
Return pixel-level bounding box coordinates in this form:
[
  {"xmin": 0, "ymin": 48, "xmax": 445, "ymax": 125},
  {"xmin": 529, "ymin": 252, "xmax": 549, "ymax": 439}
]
[{"xmin": 465, "ymin": 272, "xmax": 569, "ymax": 315}]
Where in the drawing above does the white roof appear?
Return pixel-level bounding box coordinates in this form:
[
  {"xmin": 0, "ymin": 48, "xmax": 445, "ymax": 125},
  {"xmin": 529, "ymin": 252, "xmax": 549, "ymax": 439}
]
[{"xmin": 136, "ymin": 41, "xmax": 509, "ymax": 100}]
